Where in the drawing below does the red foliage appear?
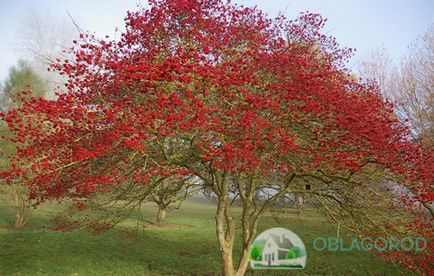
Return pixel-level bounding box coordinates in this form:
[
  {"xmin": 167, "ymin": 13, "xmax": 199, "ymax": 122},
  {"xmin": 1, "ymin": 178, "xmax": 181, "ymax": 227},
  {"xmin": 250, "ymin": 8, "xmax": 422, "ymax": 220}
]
[
  {"xmin": 0, "ymin": 0, "xmax": 432, "ymax": 273},
  {"xmin": 376, "ymin": 211, "xmax": 434, "ymax": 275}
]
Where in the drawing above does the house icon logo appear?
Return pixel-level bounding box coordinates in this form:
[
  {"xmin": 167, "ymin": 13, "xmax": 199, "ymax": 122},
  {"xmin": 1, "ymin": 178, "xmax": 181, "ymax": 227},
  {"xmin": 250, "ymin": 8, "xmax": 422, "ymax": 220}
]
[{"xmin": 249, "ymin": 227, "xmax": 307, "ymax": 269}]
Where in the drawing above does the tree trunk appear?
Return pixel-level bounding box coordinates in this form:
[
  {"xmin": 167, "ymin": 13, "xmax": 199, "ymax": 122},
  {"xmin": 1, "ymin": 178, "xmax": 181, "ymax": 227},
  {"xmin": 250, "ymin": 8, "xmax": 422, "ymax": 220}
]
[
  {"xmin": 213, "ymin": 172, "xmax": 295, "ymax": 276},
  {"xmin": 14, "ymin": 208, "xmax": 30, "ymax": 229},
  {"xmin": 296, "ymin": 193, "xmax": 304, "ymax": 219},
  {"xmin": 215, "ymin": 172, "xmax": 236, "ymax": 276},
  {"xmin": 155, "ymin": 205, "xmax": 167, "ymax": 225},
  {"xmin": 216, "ymin": 204, "xmax": 235, "ymax": 276},
  {"xmin": 220, "ymin": 244, "xmax": 235, "ymax": 276},
  {"xmin": 214, "ymin": 171, "xmax": 264, "ymax": 276},
  {"xmin": 216, "ymin": 198, "xmax": 254, "ymax": 275},
  {"xmin": 235, "ymin": 248, "xmax": 251, "ymax": 276},
  {"xmin": 13, "ymin": 186, "xmax": 32, "ymax": 229}
]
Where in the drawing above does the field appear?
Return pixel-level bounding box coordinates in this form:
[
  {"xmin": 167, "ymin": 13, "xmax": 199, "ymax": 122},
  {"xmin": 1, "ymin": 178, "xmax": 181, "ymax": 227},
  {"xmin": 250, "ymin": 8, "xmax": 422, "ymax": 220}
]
[{"xmin": 0, "ymin": 196, "xmax": 407, "ymax": 275}]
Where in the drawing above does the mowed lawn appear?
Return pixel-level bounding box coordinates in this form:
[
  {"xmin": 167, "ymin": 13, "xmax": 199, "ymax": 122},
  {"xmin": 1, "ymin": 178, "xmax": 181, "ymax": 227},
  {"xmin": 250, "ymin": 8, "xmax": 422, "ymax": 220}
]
[{"xmin": 0, "ymin": 196, "xmax": 407, "ymax": 275}]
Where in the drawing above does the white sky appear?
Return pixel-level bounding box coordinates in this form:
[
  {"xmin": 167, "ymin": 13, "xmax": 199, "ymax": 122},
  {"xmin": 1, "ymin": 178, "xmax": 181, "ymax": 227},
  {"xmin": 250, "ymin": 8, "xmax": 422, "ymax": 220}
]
[{"xmin": 0, "ymin": 0, "xmax": 433, "ymax": 81}]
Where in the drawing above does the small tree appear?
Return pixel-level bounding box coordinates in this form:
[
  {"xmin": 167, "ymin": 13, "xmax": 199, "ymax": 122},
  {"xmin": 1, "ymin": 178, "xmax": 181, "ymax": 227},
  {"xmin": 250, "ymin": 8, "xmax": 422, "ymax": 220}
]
[
  {"xmin": 249, "ymin": 246, "xmax": 261, "ymax": 261},
  {"xmin": 286, "ymin": 246, "xmax": 303, "ymax": 259},
  {"xmin": 150, "ymin": 175, "xmax": 194, "ymax": 225}
]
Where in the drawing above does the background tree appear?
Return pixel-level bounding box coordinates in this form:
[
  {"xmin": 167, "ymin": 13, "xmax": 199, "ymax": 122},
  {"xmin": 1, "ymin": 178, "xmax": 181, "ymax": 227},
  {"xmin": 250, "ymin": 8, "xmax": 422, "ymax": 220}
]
[
  {"xmin": 398, "ymin": 25, "xmax": 434, "ymax": 147},
  {"xmin": 14, "ymin": 9, "xmax": 77, "ymax": 96},
  {"xmin": 150, "ymin": 175, "xmax": 196, "ymax": 225},
  {"xmin": 1, "ymin": 1, "xmax": 431, "ymax": 275},
  {"xmin": 358, "ymin": 25, "xmax": 434, "ymax": 275},
  {"xmin": 358, "ymin": 25, "xmax": 433, "ymax": 147},
  {"xmin": 358, "ymin": 26, "xmax": 434, "ymax": 215}
]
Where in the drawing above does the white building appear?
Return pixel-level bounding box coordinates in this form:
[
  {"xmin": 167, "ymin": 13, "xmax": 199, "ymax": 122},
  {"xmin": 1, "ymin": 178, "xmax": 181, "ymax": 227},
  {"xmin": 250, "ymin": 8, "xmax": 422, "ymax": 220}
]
[{"xmin": 262, "ymin": 233, "xmax": 294, "ymax": 266}]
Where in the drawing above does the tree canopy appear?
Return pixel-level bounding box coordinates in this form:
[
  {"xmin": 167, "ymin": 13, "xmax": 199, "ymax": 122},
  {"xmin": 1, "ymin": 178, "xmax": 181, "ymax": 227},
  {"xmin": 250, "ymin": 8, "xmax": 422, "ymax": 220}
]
[{"xmin": 0, "ymin": 1, "xmax": 432, "ymax": 275}]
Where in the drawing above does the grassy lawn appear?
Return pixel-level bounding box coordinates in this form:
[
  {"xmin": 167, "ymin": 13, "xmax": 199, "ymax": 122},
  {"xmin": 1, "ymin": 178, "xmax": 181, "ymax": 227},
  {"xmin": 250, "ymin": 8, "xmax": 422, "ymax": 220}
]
[{"xmin": 0, "ymin": 196, "xmax": 407, "ymax": 275}]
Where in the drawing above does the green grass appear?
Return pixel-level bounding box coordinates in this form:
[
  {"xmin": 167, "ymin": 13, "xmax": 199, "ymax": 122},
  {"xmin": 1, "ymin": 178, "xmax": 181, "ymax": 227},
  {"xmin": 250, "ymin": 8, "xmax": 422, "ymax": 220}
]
[{"xmin": 0, "ymin": 196, "xmax": 408, "ymax": 275}]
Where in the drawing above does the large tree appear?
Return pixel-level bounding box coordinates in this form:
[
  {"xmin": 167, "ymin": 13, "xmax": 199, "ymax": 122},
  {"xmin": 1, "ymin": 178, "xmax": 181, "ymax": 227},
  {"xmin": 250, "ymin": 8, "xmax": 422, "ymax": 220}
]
[{"xmin": 1, "ymin": 1, "xmax": 432, "ymax": 275}]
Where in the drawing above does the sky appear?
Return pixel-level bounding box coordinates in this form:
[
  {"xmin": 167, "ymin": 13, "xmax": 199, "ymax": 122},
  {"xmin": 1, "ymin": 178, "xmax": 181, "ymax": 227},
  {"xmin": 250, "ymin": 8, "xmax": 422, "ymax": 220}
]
[{"xmin": 0, "ymin": 0, "xmax": 433, "ymax": 81}]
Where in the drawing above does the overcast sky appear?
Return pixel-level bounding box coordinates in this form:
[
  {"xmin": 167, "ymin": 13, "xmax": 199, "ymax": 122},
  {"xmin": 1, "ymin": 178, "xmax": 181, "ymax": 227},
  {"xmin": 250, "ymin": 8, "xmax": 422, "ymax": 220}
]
[{"xmin": 0, "ymin": 0, "xmax": 433, "ymax": 81}]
